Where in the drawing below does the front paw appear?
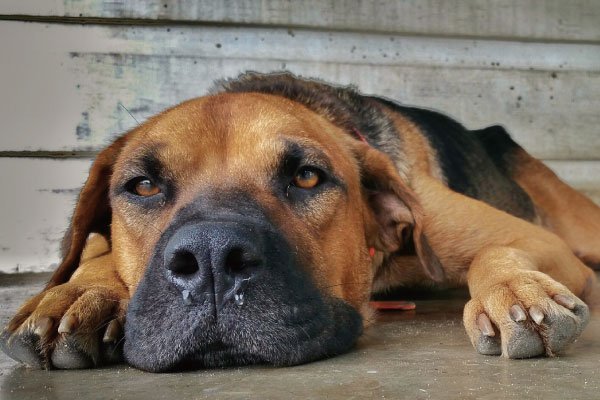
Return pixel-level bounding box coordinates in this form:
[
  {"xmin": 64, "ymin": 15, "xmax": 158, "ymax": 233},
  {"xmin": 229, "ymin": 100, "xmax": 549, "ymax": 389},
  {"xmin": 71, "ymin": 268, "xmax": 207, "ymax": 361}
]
[
  {"xmin": 1, "ymin": 283, "xmax": 127, "ymax": 369},
  {"xmin": 463, "ymin": 271, "xmax": 589, "ymax": 358}
]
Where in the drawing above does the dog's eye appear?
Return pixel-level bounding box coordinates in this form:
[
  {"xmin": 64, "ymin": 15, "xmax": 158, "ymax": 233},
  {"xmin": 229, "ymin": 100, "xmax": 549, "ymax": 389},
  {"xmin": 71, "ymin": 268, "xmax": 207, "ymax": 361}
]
[
  {"xmin": 130, "ymin": 178, "xmax": 161, "ymax": 197},
  {"xmin": 292, "ymin": 167, "xmax": 320, "ymax": 189}
]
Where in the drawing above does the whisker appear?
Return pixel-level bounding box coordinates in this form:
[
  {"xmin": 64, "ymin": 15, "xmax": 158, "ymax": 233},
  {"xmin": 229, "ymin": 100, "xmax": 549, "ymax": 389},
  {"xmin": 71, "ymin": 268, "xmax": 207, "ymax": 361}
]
[
  {"xmin": 118, "ymin": 102, "xmax": 140, "ymax": 125},
  {"xmin": 140, "ymin": 220, "xmax": 164, "ymax": 236}
]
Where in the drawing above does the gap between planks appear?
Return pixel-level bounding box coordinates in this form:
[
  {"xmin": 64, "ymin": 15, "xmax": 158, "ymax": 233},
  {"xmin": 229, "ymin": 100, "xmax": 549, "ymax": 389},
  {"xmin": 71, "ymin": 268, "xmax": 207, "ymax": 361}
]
[
  {"xmin": 0, "ymin": 151, "xmax": 97, "ymax": 159},
  {"xmin": 1, "ymin": 14, "xmax": 599, "ymax": 46}
]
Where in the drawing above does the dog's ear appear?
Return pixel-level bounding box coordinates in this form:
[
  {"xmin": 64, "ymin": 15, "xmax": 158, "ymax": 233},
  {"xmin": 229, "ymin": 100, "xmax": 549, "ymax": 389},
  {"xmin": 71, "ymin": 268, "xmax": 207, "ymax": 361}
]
[
  {"xmin": 47, "ymin": 135, "xmax": 128, "ymax": 288},
  {"xmin": 353, "ymin": 142, "xmax": 445, "ymax": 282}
]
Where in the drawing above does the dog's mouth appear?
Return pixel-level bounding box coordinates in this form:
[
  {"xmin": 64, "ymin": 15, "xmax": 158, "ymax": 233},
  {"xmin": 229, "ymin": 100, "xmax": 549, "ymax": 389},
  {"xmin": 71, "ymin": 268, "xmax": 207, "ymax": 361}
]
[
  {"xmin": 128, "ymin": 294, "xmax": 361, "ymax": 371},
  {"xmin": 122, "ymin": 214, "xmax": 363, "ymax": 372}
]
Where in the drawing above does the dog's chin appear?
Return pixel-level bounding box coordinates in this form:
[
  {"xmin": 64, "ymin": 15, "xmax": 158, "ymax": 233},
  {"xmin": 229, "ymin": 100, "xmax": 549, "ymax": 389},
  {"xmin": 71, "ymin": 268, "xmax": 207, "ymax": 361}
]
[
  {"xmin": 134, "ymin": 299, "xmax": 361, "ymax": 372},
  {"xmin": 123, "ymin": 256, "xmax": 363, "ymax": 372}
]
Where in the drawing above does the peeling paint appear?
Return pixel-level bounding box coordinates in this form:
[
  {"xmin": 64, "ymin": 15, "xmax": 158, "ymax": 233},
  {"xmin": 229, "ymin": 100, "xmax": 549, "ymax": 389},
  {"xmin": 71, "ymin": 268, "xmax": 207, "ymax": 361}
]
[
  {"xmin": 76, "ymin": 111, "xmax": 91, "ymax": 140},
  {"xmin": 36, "ymin": 188, "xmax": 80, "ymax": 195},
  {"xmin": 0, "ymin": 158, "xmax": 90, "ymax": 273},
  {"xmin": 2, "ymin": 1, "xmax": 600, "ymax": 42},
  {"xmin": 1, "ymin": 22, "xmax": 598, "ymax": 157}
]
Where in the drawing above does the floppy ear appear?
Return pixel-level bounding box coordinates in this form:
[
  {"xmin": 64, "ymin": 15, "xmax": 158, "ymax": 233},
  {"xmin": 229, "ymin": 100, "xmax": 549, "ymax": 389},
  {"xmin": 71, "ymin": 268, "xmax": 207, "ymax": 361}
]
[
  {"xmin": 354, "ymin": 143, "xmax": 445, "ymax": 282},
  {"xmin": 46, "ymin": 135, "xmax": 128, "ymax": 288}
]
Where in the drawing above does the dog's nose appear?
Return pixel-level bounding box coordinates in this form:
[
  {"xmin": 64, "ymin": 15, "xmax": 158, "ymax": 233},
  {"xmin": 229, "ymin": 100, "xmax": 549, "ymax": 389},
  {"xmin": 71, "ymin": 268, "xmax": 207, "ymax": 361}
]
[{"xmin": 163, "ymin": 222, "xmax": 263, "ymax": 308}]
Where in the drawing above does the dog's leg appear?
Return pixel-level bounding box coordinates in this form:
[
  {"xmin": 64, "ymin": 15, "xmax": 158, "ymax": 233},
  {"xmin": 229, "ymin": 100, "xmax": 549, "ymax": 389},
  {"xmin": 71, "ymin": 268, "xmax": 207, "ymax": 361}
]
[
  {"xmin": 412, "ymin": 176, "xmax": 595, "ymax": 358},
  {"xmin": 512, "ymin": 150, "xmax": 600, "ymax": 270},
  {"xmin": 1, "ymin": 234, "xmax": 129, "ymax": 369}
]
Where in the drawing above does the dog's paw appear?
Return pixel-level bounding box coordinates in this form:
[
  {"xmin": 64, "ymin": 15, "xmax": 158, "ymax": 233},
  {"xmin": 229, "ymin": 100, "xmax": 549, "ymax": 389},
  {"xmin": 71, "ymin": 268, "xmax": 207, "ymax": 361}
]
[
  {"xmin": 0, "ymin": 283, "xmax": 127, "ymax": 369},
  {"xmin": 463, "ymin": 270, "xmax": 589, "ymax": 358}
]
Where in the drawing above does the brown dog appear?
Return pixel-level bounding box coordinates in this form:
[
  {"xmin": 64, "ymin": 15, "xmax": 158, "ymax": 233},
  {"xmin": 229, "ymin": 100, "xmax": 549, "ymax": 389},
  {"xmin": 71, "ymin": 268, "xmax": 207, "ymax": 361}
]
[{"xmin": 2, "ymin": 72, "xmax": 599, "ymax": 371}]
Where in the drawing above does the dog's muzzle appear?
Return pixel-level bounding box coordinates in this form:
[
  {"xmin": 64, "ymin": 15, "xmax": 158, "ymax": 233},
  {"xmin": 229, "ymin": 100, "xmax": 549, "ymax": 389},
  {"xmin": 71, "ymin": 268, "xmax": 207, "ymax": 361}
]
[{"xmin": 123, "ymin": 199, "xmax": 363, "ymax": 372}]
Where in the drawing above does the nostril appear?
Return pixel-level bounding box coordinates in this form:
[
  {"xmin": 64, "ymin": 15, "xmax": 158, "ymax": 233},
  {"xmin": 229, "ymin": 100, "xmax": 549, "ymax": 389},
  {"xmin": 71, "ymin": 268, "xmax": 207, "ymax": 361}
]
[
  {"xmin": 225, "ymin": 248, "xmax": 246, "ymax": 273},
  {"xmin": 224, "ymin": 248, "xmax": 261, "ymax": 274},
  {"xmin": 168, "ymin": 251, "xmax": 200, "ymax": 276}
]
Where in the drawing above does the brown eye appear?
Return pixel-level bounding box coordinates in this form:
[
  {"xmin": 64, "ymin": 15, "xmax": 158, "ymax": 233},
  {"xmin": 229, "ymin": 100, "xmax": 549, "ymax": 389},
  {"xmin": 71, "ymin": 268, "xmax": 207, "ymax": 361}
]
[
  {"xmin": 133, "ymin": 178, "xmax": 160, "ymax": 197},
  {"xmin": 292, "ymin": 167, "xmax": 320, "ymax": 189}
]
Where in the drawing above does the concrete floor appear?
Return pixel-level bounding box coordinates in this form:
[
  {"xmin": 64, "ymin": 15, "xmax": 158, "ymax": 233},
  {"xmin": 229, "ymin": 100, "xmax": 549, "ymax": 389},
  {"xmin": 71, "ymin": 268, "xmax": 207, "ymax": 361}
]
[{"xmin": 1, "ymin": 273, "xmax": 599, "ymax": 399}]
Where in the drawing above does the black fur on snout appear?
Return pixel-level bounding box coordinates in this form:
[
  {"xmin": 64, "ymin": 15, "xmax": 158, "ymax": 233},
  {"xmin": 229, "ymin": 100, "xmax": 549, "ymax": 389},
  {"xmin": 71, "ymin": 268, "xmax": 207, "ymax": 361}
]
[{"xmin": 123, "ymin": 194, "xmax": 362, "ymax": 372}]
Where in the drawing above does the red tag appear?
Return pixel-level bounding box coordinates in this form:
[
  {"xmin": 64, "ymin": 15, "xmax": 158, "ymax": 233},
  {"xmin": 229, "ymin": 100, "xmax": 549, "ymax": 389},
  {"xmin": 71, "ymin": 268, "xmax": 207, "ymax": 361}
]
[
  {"xmin": 368, "ymin": 247, "xmax": 376, "ymax": 258},
  {"xmin": 352, "ymin": 128, "xmax": 369, "ymax": 145},
  {"xmin": 370, "ymin": 301, "xmax": 416, "ymax": 311}
]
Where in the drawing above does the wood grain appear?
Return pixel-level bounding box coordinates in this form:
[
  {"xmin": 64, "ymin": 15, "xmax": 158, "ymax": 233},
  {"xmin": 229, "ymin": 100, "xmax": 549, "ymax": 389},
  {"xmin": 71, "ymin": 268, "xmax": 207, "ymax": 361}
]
[
  {"xmin": 1, "ymin": 21, "xmax": 598, "ymax": 159},
  {"xmin": 0, "ymin": 158, "xmax": 90, "ymax": 273},
  {"xmin": 2, "ymin": 0, "xmax": 599, "ymax": 42}
]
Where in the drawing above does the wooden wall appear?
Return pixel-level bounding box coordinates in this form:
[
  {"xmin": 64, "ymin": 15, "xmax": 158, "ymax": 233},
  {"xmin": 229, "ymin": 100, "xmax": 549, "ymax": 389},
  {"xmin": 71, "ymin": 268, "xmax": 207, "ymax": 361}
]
[{"xmin": 0, "ymin": 1, "xmax": 599, "ymax": 272}]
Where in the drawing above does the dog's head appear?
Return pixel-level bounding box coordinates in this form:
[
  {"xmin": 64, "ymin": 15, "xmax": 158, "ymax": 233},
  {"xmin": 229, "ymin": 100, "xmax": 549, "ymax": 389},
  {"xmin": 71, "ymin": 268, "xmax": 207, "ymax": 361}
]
[{"xmin": 51, "ymin": 73, "xmax": 438, "ymax": 371}]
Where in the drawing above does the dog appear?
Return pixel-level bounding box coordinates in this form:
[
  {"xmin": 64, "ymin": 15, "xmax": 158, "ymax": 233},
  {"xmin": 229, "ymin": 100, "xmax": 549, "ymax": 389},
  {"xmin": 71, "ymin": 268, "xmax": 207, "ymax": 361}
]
[{"xmin": 1, "ymin": 72, "xmax": 599, "ymax": 372}]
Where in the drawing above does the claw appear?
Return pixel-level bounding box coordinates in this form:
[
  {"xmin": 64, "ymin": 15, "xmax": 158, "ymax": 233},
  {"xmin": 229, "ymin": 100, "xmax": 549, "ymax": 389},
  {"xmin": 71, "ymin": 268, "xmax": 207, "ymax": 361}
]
[
  {"xmin": 529, "ymin": 306, "xmax": 545, "ymax": 325},
  {"xmin": 553, "ymin": 294, "xmax": 576, "ymax": 310},
  {"xmin": 58, "ymin": 315, "xmax": 78, "ymax": 334},
  {"xmin": 33, "ymin": 317, "xmax": 53, "ymax": 337},
  {"xmin": 103, "ymin": 319, "xmax": 122, "ymax": 343},
  {"xmin": 477, "ymin": 313, "xmax": 495, "ymax": 337},
  {"xmin": 509, "ymin": 305, "xmax": 527, "ymax": 322}
]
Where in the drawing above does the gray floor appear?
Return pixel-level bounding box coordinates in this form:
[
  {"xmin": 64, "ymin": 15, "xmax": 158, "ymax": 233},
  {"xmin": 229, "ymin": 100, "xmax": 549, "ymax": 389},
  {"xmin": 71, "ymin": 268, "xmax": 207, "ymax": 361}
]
[{"xmin": 1, "ymin": 273, "xmax": 599, "ymax": 400}]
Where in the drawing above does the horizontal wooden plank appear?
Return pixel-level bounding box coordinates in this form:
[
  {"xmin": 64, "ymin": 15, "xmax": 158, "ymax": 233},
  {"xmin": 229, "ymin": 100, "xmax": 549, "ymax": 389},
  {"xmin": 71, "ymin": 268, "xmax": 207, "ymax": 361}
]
[
  {"xmin": 2, "ymin": 0, "xmax": 600, "ymax": 42},
  {"xmin": 0, "ymin": 158, "xmax": 598, "ymax": 273},
  {"xmin": 1, "ymin": 21, "xmax": 599, "ymax": 159},
  {"xmin": 0, "ymin": 158, "xmax": 91, "ymax": 273}
]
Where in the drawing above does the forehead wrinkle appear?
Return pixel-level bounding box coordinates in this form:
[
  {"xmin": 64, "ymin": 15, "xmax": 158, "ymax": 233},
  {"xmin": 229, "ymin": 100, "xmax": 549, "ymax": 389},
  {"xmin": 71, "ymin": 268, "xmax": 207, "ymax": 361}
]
[
  {"xmin": 123, "ymin": 92, "xmax": 358, "ymax": 199},
  {"xmin": 282, "ymin": 138, "xmax": 332, "ymax": 168},
  {"xmin": 214, "ymin": 95, "xmax": 294, "ymax": 182},
  {"xmin": 114, "ymin": 142, "xmax": 163, "ymax": 182},
  {"xmin": 201, "ymin": 141, "xmax": 282, "ymax": 194},
  {"xmin": 142, "ymin": 96, "xmax": 231, "ymax": 153}
]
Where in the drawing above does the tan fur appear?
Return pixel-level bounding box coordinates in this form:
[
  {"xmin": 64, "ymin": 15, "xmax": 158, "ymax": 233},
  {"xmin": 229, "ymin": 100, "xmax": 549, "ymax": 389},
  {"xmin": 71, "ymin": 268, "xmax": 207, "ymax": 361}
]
[
  {"xmin": 5, "ymin": 88, "xmax": 599, "ymax": 366},
  {"xmin": 512, "ymin": 150, "xmax": 600, "ymax": 269}
]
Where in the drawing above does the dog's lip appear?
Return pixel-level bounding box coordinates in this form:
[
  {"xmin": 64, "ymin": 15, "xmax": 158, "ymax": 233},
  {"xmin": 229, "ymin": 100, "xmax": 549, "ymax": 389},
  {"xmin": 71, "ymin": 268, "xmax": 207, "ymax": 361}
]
[{"xmin": 125, "ymin": 285, "xmax": 363, "ymax": 370}]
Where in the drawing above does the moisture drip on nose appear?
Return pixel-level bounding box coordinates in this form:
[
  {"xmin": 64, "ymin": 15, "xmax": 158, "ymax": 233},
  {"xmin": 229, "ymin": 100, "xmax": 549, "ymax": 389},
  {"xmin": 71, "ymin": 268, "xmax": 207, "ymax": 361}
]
[
  {"xmin": 182, "ymin": 289, "xmax": 192, "ymax": 305},
  {"xmin": 232, "ymin": 277, "xmax": 251, "ymax": 306},
  {"xmin": 179, "ymin": 277, "xmax": 251, "ymax": 306}
]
